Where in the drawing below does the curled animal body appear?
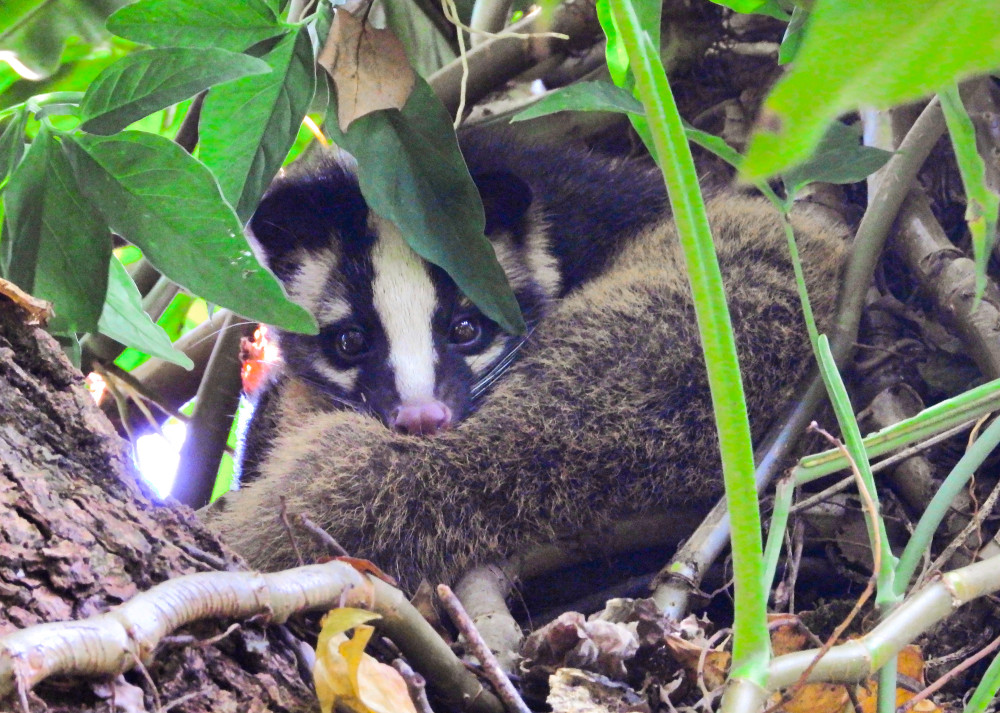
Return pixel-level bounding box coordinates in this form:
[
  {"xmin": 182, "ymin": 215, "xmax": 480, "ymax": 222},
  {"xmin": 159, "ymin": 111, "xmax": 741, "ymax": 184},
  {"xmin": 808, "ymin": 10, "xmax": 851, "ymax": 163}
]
[{"xmin": 205, "ymin": 133, "xmax": 849, "ymax": 590}]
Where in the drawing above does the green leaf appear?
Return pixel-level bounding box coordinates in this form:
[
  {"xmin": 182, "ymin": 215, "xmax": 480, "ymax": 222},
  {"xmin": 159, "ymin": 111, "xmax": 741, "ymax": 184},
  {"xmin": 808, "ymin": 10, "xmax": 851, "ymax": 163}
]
[
  {"xmin": 106, "ymin": 0, "xmax": 284, "ymax": 51},
  {"xmin": 381, "ymin": 0, "xmax": 456, "ymax": 77},
  {"xmin": 325, "ymin": 78, "xmax": 525, "ymax": 335},
  {"xmin": 595, "ymin": 0, "xmax": 658, "ymax": 160},
  {"xmin": 62, "ymin": 131, "xmax": 317, "ymax": 334},
  {"xmin": 98, "ymin": 256, "xmax": 194, "ymax": 368},
  {"xmin": 199, "ymin": 27, "xmax": 316, "ymax": 222},
  {"xmin": 782, "ymin": 121, "xmax": 893, "ymax": 195},
  {"xmin": 743, "ymin": 0, "xmax": 1000, "ymax": 179},
  {"xmin": 2, "ymin": 127, "xmax": 112, "ymax": 331},
  {"xmin": 511, "ymin": 81, "xmax": 644, "ymax": 122},
  {"xmin": 79, "ymin": 48, "xmax": 271, "ymax": 135},
  {"xmin": 709, "ymin": 0, "xmax": 789, "ymax": 21},
  {"xmin": 965, "ymin": 649, "xmax": 1000, "ymax": 713},
  {"xmin": 0, "ymin": 0, "xmax": 128, "ymax": 81},
  {"xmin": 683, "ymin": 123, "xmax": 744, "ymax": 169},
  {"xmin": 0, "ymin": 107, "xmax": 28, "ymax": 186},
  {"xmin": 940, "ymin": 84, "xmax": 1000, "ymax": 303},
  {"xmin": 778, "ymin": 5, "xmax": 808, "ymax": 65},
  {"xmin": 596, "ymin": 0, "xmax": 629, "ymax": 86}
]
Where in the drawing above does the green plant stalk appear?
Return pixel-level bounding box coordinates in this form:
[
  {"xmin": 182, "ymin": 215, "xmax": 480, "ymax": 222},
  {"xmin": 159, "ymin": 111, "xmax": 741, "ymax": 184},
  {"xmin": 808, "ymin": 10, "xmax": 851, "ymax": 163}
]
[
  {"xmin": 783, "ymin": 211, "xmax": 900, "ymax": 706},
  {"xmin": 762, "ymin": 476, "xmax": 795, "ymax": 592},
  {"xmin": 965, "ymin": 646, "xmax": 1000, "ymax": 713},
  {"xmin": 877, "ymin": 655, "xmax": 898, "ymax": 713},
  {"xmin": 793, "ymin": 377, "xmax": 1000, "ymax": 483},
  {"xmin": 780, "ymin": 212, "xmax": 896, "ymax": 601},
  {"xmin": 894, "ymin": 413, "xmax": 1000, "ymax": 597},
  {"xmin": 816, "ymin": 336, "xmax": 897, "ymax": 604},
  {"xmin": 939, "ymin": 84, "xmax": 1000, "ymax": 304},
  {"xmin": 606, "ymin": 0, "xmax": 768, "ymax": 682}
]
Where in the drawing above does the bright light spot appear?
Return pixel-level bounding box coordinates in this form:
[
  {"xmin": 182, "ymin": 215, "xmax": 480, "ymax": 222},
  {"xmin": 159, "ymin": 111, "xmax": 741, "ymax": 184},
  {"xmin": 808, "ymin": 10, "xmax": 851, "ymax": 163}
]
[
  {"xmin": 85, "ymin": 372, "xmax": 107, "ymax": 404},
  {"xmin": 135, "ymin": 420, "xmax": 187, "ymax": 499}
]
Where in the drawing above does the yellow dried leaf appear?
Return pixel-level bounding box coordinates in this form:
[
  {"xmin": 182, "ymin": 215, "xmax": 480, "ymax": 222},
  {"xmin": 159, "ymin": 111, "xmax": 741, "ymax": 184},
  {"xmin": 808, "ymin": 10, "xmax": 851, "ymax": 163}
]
[
  {"xmin": 769, "ymin": 616, "xmax": 808, "ymax": 657},
  {"xmin": 897, "ymin": 645, "xmax": 925, "ymax": 683},
  {"xmin": 317, "ymin": 9, "xmax": 416, "ymax": 132},
  {"xmin": 663, "ymin": 635, "xmax": 730, "ymax": 691},
  {"xmin": 775, "ymin": 682, "xmax": 850, "ymax": 713},
  {"xmin": 857, "ymin": 678, "xmax": 943, "ymax": 713},
  {"xmin": 314, "ymin": 609, "xmax": 417, "ymax": 713}
]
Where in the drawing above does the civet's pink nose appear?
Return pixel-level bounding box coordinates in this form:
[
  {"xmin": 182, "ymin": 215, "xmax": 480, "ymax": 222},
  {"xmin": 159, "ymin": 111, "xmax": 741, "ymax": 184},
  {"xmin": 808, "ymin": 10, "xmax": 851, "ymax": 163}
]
[{"xmin": 390, "ymin": 400, "xmax": 453, "ymax": 435}]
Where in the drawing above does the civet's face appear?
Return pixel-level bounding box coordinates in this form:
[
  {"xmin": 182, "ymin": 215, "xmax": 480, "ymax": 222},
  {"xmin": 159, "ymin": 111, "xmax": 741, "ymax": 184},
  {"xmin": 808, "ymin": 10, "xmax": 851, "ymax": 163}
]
[{"xmin": 247, "ymin": 154, "xmax": 556, "ymax": 435}]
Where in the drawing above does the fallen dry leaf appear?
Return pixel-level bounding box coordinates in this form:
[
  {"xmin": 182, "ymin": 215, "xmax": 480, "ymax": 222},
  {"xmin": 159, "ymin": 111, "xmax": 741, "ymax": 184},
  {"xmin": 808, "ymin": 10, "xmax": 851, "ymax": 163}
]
[
  {"xmin": 314, "ymin": 608, "xmax": 417, "ymax": 713},
  {"xmin": 662, "ymin": 635, "xmax": 730, "ymax": 692},
  {"xmin": 770, "ymin": 615, "xmax": 809, "ymax": 657},
  {"xmin": 317, "ymin": 9, "xmax": 416, "ymax": 132},
  {"xmin": 857, "ymin": 685, "xmax": 942, "ymax": 713},
  {"xmin": 773, "ymin": 682, "xmax": 850, "ymax": 713},
  {"xmin": 856, "ymin": 646, "xmax": 939, "ymax": 713},
  {"xmin": 522, "ymin": 611, "xmax": 639, "ymax": 681},
  {"xmin": 548, "ymin": 668, "xmax": 651, "ymax": 713}
]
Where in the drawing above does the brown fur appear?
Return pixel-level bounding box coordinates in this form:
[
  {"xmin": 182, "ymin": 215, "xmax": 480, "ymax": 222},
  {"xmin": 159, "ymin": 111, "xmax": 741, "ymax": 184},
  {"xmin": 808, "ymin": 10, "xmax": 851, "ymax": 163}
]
[{"xmin": 203, "ymin": 196, "xmax": 848, "ymax": 590}]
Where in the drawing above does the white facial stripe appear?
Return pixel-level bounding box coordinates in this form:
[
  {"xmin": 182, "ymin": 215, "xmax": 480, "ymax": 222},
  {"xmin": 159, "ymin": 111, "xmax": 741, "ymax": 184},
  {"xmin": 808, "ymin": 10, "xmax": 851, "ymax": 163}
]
[
  {"xmin": 317, "ymin": 296, "xmax": 350, "ymax": 325},
  {"xmin": 311, "ymin": 359, "xmax": 359, "ymax": 392},
  {"xmin": 465, "ymin": 340, "xmax": 505, "ymax": 377},
  {"xmin": 370, "ymin": 216, "xmax": 438, "ymax": 403},
  {"xmin": 286, "ymin": 248, "xmax": 338, "ymax": 313}
]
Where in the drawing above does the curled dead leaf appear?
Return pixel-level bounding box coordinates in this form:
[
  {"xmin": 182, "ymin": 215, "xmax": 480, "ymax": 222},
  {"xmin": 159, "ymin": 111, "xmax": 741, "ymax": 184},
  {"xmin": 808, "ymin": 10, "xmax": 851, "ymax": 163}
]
[
  {"xmin": 522, "ymin": 611, "xmax": 639, "ymax": 681},
  {"xmin": 314, "ymin": 608, "xmax": 417, "ymax": 713}
]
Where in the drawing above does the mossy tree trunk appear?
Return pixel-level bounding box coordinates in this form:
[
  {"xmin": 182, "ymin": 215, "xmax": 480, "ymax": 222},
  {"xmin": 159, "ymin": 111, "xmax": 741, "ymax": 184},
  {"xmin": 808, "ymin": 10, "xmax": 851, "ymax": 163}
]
[{"xmin": 0, "ymin": 295, "xmax": 315, "ymax": 713}]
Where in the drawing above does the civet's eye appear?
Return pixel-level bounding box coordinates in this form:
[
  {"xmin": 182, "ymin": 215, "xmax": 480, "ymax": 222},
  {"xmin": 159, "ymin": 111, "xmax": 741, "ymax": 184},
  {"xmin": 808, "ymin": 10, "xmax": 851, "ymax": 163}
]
[
  {"xmin": 449, "ymin": 317, "xmax": 482, "ymax": 348},
  {"xmin": 335, "ymin": 328, "xmax": 369, "ymax": 360}
]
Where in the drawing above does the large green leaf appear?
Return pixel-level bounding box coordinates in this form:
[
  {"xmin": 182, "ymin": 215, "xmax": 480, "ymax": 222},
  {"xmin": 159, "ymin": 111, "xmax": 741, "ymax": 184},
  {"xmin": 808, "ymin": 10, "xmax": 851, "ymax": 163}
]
[
  {"xmin": 382, "ymin": 0, "xmax": 455, "ymax": 77},
  {"xmin": 0, "ymin": 107, "xmax": 28, "ymax": 186},
  {"xmin": 782, "ymin": 120, "xmax": 893, "ymax": 195},
  {"xmin": 511, "ymin": 81, "xmax": 644, "ymax": 122},
  {"xmin": 98, "ymin": 256, "xmax": 193, "ymax": 368},
  {"xmin": 0, "ymin": 0, "xmax": 127, "ymax": 80},
  {"xmin": 742, "ymin": 0, "xmax": 1000, "ymax": 179},
  {"xmin": 708, "ymin": 0, "xmax": 789, "ymax": 21},
  {"xmin": 79, "ymin": 48, "xmax": 271, "ymax": 135},
  {"xmin": 325, "ymin": 78, "xmax": 524, "ymax": 335},
  {"xmin": 2, "ymin": 127, "xmax": 112, "ymax": 331},
  {"xmin": 106, "ymin": 0, "xmax": 284, "ymax": 51},
  {"xmin": 62, "ymin": 131, "xmax": 316, "ymax": 334},
  {"xmin": 199, "ymin": 27, "xmax": 316, "ymax": 222}
]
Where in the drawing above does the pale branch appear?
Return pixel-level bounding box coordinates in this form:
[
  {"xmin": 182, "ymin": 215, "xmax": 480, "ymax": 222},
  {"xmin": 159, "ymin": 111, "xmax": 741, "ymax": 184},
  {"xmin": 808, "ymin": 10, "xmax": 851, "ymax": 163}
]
[
  {"xmin": 429, "ymin": 2, "xmax": 596, "ymax": 117},
  {"xmin": 454, "ymin": 565, "xmax": 522, "ymax": 674},
  {"xmin": 0, "ymin": 562, "xmax": 503, "ymax": 713},
  {"xmin": 721, "ymin": 555, "xmax": 1000, "ymax": 713},
  {"xmin": 768, "ymin": 555, "xmax": 1000, "ymax": 689},
  {"xmin": 893, "ymin": 192, "xmax": 1000, "ymax": 379},
  {"xmin": 437, "ymin": 584, "xmax": 531, "ymax": 713}
]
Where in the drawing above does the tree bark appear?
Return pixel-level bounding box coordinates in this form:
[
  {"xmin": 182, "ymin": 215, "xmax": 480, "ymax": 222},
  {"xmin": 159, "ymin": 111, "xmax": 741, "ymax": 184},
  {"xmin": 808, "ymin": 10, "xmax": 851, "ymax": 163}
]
[{"xmin": 0, "ymin": 295, "xmax": 316, "ymax": 712}]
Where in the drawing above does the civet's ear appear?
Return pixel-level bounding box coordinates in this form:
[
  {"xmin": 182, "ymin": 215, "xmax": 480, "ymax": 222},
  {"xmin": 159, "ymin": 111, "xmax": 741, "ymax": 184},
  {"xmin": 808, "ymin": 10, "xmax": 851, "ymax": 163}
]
[
  {"xmin": 247, "ymin": 158, "xmax": 369, "ymax": 278},
  {"xmin": 472, "ymin": 171, "xmax": 534, "ymax": 239}
]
